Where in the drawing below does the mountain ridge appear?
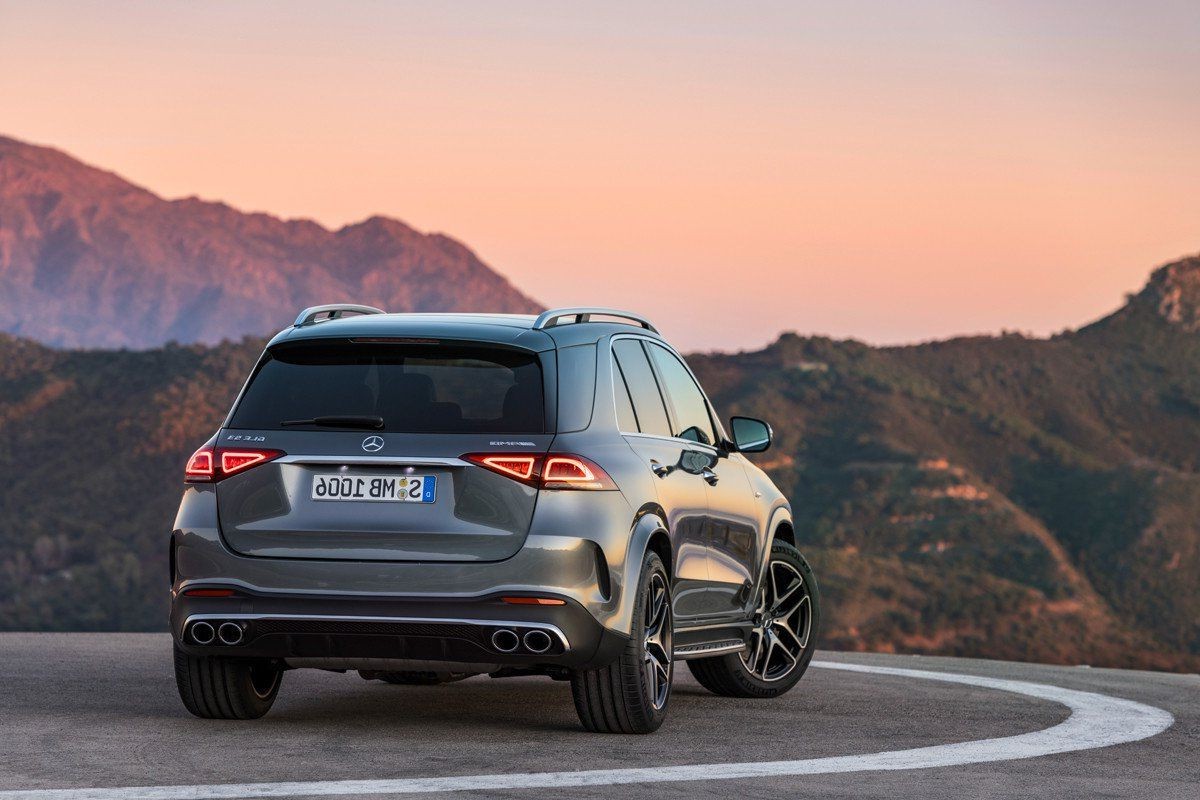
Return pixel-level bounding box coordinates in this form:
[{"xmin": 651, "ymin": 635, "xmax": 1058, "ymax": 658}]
[
  {"xmin": 0, "ymin": 134, "xmax": 539, "ymax": 348},
  {"xmin": 1093, "ymin": 254, "xmax": 1200, "ymax": 334}
]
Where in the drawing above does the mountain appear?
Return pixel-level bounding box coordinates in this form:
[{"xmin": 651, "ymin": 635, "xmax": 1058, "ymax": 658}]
[
  {"xmin": 686, "ymin": 254, "xmax": 1200, "ymax": 671},
  {"xmin": 2, "ymin": 255, "xmax": 1199, "ymax": 672},
  {"xmin": 0, "ymin": 135, "xmax": 539, "ymax": 348}
]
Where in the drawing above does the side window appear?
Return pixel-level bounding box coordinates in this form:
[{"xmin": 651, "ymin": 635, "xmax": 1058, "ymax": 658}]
[
  {"xmin": 612, "ymin": 360, "xmax": 640, "ymax": 432},
  {"xmin": 611, "ymin": 339, "xmax": 672, "ymax": 437},
  {"xmin": 646, "ymin": 343, "xmax": 716, "ymax": 445},
  {"xmin": 555, "ymin": 343, "xmax": 596, "ymax": 432}
]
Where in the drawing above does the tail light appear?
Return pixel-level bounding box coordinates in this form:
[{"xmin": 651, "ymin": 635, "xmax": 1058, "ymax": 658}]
[
  {"xmin": 185, "ymin": 446, "xmax": 285, "ymax": 483},
  {"xmin": 463, "ymin": 453, "xmax": 616, "ymax": 490}
]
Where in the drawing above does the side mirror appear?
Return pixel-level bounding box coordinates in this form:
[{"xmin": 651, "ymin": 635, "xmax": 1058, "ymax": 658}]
[{"xmin": 730, "ymin": 416, "xmax": 772, "ymax": 453}]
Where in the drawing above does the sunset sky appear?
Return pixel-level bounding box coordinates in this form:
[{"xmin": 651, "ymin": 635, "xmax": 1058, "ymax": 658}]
[{"xmin": 2, "ymin": 1, "xmax": 1198, "ymax": 351}]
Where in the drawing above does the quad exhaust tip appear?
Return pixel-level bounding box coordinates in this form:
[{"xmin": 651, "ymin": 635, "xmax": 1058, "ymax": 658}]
[
  {"xmin": 217, "ymin": 622, "xmax": 245, "ymax": 646},
  {"xmin": 491, "ymin": 629, "xmax": 520, "ymax": 653},
  {"xmin": 188, "ymin": 620, "xmax": 244, "ymax": 646},
  {"xmin": 189, "ymin": 621, "xmax": 215, "ymax": 645},
  {"xmin": 523, "ymin": 630, "xmax": 552, "ymax": 654}
]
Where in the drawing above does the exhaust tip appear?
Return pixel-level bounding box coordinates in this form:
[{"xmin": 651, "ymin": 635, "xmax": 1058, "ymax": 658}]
[
  {"xmin": 217, "ymin": 622, "xmax": 244, "ymax": 646},
  {"xmin": 491, "ymin": 629, "xmax": 520, "ymax": 653},
  {"xmin": 523, "ymin": 629, "xmax": 553, "ymax": 654},
  {"xmin": 189, "ymin": 620, "xmax": 215, "ymax": 645}
]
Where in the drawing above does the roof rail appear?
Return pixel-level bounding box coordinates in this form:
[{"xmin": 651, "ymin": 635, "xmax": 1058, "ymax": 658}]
[
  {"xmin": 293, "ymin": 304, "xmax": 386, "ymax": 327},
  {"xmin": 533, "ymin": 307, "xmax": 658, "ymax": 333}
]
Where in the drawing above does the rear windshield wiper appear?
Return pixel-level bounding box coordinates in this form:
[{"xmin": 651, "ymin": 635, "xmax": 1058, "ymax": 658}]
[{"xmin": 280, "ymin": 415, "xmax": 385, "ymax": 430}]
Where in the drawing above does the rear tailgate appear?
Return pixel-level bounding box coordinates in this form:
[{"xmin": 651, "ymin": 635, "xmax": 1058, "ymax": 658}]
[
  {"xmin": 214, "ymin": 338, "xmax": 552, "ymax": 562},
  {"xmin": 216, "ymin": 430, "xmax": 552, "ymax": 561}
]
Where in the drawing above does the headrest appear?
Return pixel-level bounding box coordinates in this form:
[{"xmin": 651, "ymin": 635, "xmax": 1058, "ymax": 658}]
[{"xmin": 393, "ymin": 373, "xmax": 435, "ymax": 404}]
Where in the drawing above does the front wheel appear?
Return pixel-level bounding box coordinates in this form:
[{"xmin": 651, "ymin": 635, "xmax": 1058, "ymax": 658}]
[
  {"xmin": 688, "ymin": 540, "xmax": 819, "ymax": 698},
  {"xmin": 570, "ymin": 549, "xmax": 673, "ymax": 733}
]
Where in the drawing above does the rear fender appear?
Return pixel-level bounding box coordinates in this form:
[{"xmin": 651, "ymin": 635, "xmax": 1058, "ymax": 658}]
[{"xmin": 607, "ymin": 510, "xmax": 668, "ymax": 636}]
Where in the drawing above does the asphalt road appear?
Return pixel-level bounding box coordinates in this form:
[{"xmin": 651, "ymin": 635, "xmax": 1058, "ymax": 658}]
[{"xmin": 0, "ymin": 633, "xmax": 1196, "ymax": 799}]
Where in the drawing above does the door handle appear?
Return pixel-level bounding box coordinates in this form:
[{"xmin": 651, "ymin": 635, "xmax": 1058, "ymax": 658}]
[
  {"xmin": 650, "ymin": 459, "xmax": 674, "ymax": 478},
  {"xmin": 701, "ymin": 467, "xmax": 719, "ymax": 486}
]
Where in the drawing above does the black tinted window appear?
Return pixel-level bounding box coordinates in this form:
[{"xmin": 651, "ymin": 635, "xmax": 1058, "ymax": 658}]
[
  {"xmin": 646, "ymin": 343, "xmax": 715, "ymax": 445},
  {"xmin": 229, "ymin": 342, "xmax": 544, "ymax": 433},
  {"xmin": 611, "ymin": 339, "xmax": 671, "ymax": 437}
]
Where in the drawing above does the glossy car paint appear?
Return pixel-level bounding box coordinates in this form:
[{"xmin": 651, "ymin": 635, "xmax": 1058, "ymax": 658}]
[{"xmin": 170, "ymin": 312, "xmax": 792, "ymax": 668}]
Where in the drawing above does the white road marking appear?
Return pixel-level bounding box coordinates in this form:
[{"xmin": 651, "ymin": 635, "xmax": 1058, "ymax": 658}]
[{"xmin": 0, "ymin": 660, "xmax": 1174, "ymax": 800}]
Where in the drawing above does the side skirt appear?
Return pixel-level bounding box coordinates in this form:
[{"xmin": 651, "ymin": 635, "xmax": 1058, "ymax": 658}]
[{"xmin": 672, "ymin": 621, "xmax": 752, "ymax": 660}]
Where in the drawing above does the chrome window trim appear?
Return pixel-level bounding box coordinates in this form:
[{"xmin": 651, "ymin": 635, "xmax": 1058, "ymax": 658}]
[{"xmin": 621, "ymin": 431, "xmax": 719, "ymax": 454}]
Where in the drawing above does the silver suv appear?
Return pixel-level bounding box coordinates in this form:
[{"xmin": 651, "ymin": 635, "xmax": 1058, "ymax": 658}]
[{"xmin": 171, "ymin": 305, "xmax": 820, "ymax": 733}]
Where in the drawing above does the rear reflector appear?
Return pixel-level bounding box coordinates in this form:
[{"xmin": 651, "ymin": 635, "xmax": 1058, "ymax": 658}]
[
  {"xmin": 501, "ymin": 596, "xmax": 567, "ymax": 605},
  {"xmin": 462, "ymin": 453, "xmax": 616, "ymax": 490},
  {"xmin": 185, "ymin": 446, "xmax": 285, "ymax": 483},
  {"xmin": 182, "ymin": 588, "xmax": 237, "ymax": 598}
]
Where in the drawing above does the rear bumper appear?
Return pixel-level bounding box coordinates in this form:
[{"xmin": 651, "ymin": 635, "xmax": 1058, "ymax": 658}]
[
  {"xmin": 171, "ymin": 588, "xmax": 627, "ymax": 671},
  {"xmin": 171, "ymin": 481, "xmax": 654, "ymax": 666}
]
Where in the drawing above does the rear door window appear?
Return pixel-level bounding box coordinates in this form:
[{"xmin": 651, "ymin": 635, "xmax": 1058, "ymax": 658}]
[
  {"xmin": 612, "ymin": 359, "xmax": 640, "ymax": 432},
  {"xmin": 611, "ymin": 339, "xmax": 672, "ymax": 437},
  {"xmin": 229, "ymin": 342, "xmax": 545, "ymax": 433}
]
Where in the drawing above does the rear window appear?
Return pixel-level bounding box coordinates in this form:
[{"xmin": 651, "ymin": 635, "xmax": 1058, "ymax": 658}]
[{"xmin": 229, "ymin": 342, "xmax": 545, "ymax": 433}]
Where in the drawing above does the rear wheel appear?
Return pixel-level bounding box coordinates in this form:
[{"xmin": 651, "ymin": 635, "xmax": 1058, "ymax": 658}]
[
  {"xmin": 570, "ymin": 550, "xmax": 672, "ymax": 733},
  {"xmin": 688, "ymin": 540, "xmax": 819, "ymax": 698},
  {"xmin": 173, "ymin": 644, "xmax": 283, "ymax": 719}
]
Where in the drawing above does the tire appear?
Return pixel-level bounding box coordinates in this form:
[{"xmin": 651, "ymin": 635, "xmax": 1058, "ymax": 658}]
[
  {"xmin": 173, "ymin": 644, "xmax": 283, "ymax": 719},
  {"xmin": 358, "ymin": 670, "xmax": 473, "ymax": 685},
  {"xmin": 688, "ymin": 540, "xmax": 820, "ymax": 698},
  {"xmin": 570, "ymin": 550, "xmax": 673, "ymax": 733}
]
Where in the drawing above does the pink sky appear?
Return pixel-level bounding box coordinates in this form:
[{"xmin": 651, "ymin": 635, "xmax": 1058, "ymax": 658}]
[{"xmin": 2, "ymin": 2, "xmax": 1198, "ymax": 350}]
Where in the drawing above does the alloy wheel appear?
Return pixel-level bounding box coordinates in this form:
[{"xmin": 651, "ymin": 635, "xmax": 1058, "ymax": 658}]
[
  {"xmin": 642, "ymin": 572, "xmax": 673, "ymax": 710},
  {"xmin": 740, "ymin": 559, "xmax": 813, "ymax": 682}
]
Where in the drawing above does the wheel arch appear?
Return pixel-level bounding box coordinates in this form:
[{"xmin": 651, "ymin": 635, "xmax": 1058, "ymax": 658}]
[
  {"xmin": 753, "ymin": 505, "xmax": 795, "ymax": 591},
  {"xmin": 772, "ymin": 519, "xmax": 796, "ymax": 547},
  {"xmin": 631, "ymin": 502, "xmax": 672, "ymax": 576},
  {"xmin": 607, "ymin": 504, "xmax": 671, "ymax": 637},
  {"xmin": 634, "ymin": 503, "xmax": 671, "ymax": 571}
]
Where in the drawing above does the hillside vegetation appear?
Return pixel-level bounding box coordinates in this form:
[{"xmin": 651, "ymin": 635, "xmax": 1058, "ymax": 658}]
[
  {"xmin": 2, "ymin": 257, "xmax": 1199, "ymax": 671},
  {"xmin": 689, "ymin": 256, "xmax": 1200, "ymax": 671}
]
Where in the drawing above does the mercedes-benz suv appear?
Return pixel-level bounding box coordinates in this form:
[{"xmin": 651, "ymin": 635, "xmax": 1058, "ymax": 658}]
[{"xmin": 171, "ymin": 305, "xmax": 820, "ymax": 733}]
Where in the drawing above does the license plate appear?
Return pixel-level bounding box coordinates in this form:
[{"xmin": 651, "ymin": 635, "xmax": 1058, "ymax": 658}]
[{"xmin": 311, "ymin": 474, "xmax": 436, "ymax": 503}]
